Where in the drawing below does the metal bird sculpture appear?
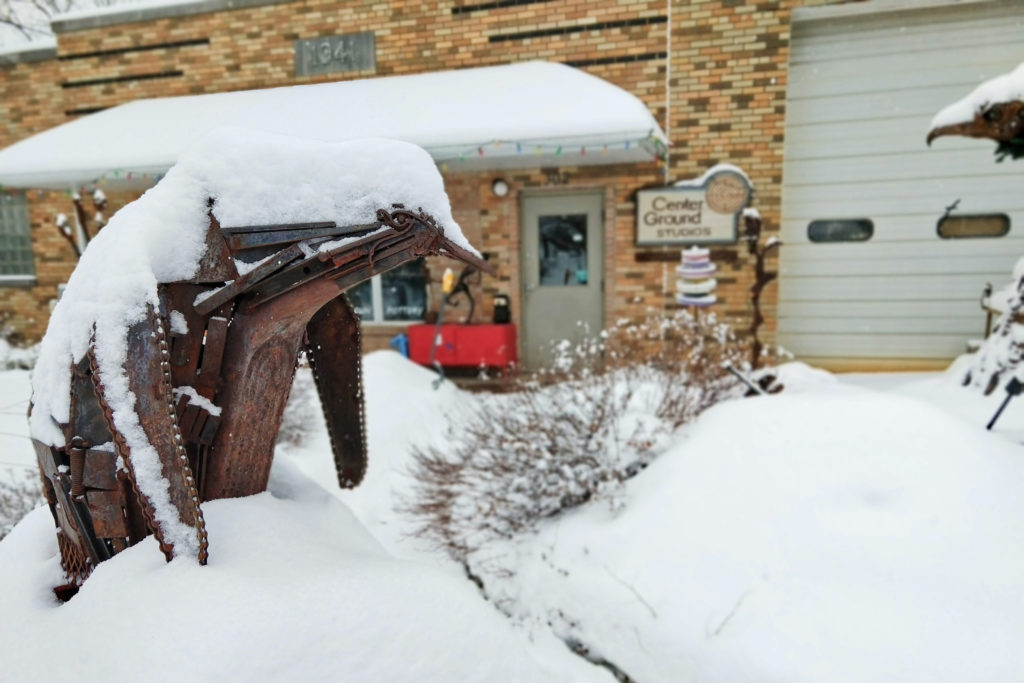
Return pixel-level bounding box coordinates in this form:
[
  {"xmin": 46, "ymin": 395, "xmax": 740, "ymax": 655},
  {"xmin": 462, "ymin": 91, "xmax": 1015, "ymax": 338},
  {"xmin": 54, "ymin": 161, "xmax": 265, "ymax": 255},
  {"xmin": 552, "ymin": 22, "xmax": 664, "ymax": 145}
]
[
  {"xmin": 927, "ymin": 63, "xmax": 1024, "ymax": 161},
  {"xmin": 31, "ymin": 201, "xmax": 490, "ymax": 598}
]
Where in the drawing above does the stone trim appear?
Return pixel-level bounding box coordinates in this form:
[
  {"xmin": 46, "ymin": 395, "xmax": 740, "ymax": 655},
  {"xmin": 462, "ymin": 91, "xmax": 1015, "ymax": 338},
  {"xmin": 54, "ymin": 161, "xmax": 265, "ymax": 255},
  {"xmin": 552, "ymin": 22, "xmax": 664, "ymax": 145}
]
[
  {"xmin": 0, "ymin": 46, "xmax": 58, "ymax": 66},
  {"xmin": 52, "ymin": 0, "xmax": 296, "ymax": 34}
]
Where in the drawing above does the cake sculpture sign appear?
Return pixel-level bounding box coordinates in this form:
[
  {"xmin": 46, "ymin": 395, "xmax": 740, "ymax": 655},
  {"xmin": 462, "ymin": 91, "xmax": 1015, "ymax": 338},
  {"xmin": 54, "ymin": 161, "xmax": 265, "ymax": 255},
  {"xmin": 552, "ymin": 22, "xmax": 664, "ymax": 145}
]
[
  {"xmin": 676, "ymin": 246, "xmax": 717, "ymax": 307},
  {"xmin": 636, "ymin": 165, "xmax": 752, "ymax": 246}
]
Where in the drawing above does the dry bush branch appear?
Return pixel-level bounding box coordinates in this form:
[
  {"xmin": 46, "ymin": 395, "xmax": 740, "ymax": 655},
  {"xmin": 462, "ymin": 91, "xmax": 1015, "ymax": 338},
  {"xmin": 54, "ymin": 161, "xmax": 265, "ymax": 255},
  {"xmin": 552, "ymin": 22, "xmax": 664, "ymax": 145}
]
[
  {"xmin": 403, "ymin": 310, "xmax": 756, "ymax": 564},
  {"xmin": 0, "ymin": 470, "xmax": 45, "ymax": 540}
]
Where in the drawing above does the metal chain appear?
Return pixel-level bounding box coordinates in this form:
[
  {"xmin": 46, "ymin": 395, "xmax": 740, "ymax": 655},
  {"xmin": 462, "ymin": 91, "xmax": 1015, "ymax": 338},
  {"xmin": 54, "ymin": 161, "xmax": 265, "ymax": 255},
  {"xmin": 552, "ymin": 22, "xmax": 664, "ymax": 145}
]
[
  {"xmin": 153, "ymin": 315, "xmax": 210, "ymax": 565},
  {"xmin": 89, "ymin": 339, "xmax": 176, "ymax": 562}
]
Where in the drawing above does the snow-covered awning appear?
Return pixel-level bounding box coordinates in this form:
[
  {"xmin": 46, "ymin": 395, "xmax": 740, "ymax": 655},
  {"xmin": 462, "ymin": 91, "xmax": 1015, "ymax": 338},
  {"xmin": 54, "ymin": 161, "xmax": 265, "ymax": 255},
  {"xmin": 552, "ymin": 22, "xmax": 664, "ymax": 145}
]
[{"xmin": 0, "ymin": 61, "xmax": 667, "ymax": 189}]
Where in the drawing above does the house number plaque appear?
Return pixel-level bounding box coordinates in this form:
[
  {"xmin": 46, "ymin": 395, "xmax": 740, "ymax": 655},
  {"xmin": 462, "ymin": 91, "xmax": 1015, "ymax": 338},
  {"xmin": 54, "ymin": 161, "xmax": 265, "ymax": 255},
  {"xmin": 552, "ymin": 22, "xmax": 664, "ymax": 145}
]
[{"xmin": 295, "ymin": 32, "xmax": 375, "ymax": 77}]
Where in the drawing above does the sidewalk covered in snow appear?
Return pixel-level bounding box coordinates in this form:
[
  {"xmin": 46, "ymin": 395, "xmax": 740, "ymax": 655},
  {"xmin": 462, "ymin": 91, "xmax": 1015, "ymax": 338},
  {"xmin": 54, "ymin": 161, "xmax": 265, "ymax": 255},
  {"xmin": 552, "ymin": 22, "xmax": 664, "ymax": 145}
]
[{"xmin": 0, "ymin": 60, "xmax": 667, "ymax": 189}]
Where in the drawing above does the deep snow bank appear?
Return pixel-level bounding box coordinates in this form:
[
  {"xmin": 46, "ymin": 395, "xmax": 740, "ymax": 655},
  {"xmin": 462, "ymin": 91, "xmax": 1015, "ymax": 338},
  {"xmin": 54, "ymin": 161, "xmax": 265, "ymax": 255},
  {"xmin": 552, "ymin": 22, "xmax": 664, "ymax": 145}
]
[
  {"xmin": 0, "ymin": 457, "xmax": 604, "ymax": 682},
  {"xmin": 478, "ymin": 374, "xmax": 1024, "ymax": 682}
]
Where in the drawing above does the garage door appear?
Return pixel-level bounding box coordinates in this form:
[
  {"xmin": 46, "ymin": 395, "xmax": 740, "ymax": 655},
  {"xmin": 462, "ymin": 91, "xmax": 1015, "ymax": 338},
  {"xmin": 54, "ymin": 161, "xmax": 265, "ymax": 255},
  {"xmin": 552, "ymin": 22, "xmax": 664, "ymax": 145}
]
[{"xmin": 778, "ymin": 1, "xmax": 1024, "ymax": 365}]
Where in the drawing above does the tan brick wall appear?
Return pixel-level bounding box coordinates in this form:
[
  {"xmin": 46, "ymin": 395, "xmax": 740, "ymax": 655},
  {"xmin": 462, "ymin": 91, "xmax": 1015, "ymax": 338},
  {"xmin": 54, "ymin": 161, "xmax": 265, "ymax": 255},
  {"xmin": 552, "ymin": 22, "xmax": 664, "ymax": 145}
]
[
  {"xmin": 0, "ymin": 0, "xmax": 845, "ymax": 356},
  {"xmin": 0, "ymin": 189, "xmax": 138, "ymax": 341}
]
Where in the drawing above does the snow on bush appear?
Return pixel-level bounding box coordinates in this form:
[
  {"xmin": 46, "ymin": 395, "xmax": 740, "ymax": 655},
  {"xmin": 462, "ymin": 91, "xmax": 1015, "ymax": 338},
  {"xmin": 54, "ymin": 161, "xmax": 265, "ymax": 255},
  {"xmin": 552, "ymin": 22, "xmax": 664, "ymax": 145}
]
[
  {"xmin": 962, "ymin": 256, "xmax": 1024, "ymax": 393},
  {"xmin": 404, "ymin": 311, "xmax": 750, "ymax": 566},
  {"xmin": 0, "ymin": 337, "xmax": 37, "ymax": 370},
  {"xmin": 0, "ymin": 471, "xmax": 44, "ymax": 541},
  {"xmin": 0, "ymin": 313, "xmax": 37, "ymax": 370}
]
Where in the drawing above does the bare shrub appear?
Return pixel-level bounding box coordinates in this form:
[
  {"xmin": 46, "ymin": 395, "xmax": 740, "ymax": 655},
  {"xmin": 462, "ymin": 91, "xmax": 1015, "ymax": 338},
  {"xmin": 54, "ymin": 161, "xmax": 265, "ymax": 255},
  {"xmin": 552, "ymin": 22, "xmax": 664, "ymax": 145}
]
[
  {"xmin": 0, "ymin": 312, "xmax": 37, "ymax": 370},
  {"xmin": 403, "ymin": 310, "xmax": 753, "ymax": 563},
  {"xmin": 0, "ymin": 471, "xmax": 45, "ymax": 541},
  {"xmin": 601, "ymin": 309, "xmax": 752, "ymax": 428}
]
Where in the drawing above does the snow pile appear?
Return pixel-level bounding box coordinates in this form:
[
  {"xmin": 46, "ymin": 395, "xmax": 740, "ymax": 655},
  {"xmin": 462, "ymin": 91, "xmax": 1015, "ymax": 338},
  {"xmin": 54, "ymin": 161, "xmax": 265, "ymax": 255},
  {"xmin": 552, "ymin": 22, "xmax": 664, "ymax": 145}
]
[
  {"xmin": 0, "ymin": 458, "xmax": 601, "ymax": 682},
  {"xmin": 5, "ymin": 353, "xmax": 1024, "ymax": 679},
  {"xmin": 28, "ymin": 126, "xmax": 465, "ymax": 557},
  {"xmin": 291, "ymin": 353, "xmax": 1024, "ymax": 681},
  {"xmin": 281, "ymin": 352, "xmax": 469, "ymax": 559},
  {"xmin": 931, "ymin": 61, "xmax": 1024, "ymax": 130},
  {"xmin": 471, "ymin": 383, "xmax": 1024, "ymax": 681}
]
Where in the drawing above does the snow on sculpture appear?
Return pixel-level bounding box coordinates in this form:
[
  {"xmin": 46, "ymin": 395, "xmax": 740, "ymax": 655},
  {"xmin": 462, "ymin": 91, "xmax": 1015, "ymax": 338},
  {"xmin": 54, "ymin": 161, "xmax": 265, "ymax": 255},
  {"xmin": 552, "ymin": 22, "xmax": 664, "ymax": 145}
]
[
  {"xmin": 28, "ymin": 128, "xmax": 490, "ymax": 597},
  {"xmin": 927, "ymin": 61, "xmax": 1024, "ymax": 161}
]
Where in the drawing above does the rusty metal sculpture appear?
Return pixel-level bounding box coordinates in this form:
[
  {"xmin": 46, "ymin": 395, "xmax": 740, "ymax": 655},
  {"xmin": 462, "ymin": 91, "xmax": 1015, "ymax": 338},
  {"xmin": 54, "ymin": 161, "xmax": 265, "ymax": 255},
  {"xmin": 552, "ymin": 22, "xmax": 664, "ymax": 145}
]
[
  {"xmin": 32, "ymin": 203, "xmax": 490, "ymax": 598},
  {"xmin": 927, "ymin": 99, "xmax": 1024, "ymax": 161}
]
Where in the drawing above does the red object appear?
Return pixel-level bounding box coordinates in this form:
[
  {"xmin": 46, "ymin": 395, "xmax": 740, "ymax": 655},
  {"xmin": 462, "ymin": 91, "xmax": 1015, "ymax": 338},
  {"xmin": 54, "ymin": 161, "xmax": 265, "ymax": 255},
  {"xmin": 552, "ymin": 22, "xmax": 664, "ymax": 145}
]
[{"xmin": 408, "ymin": 324, "xmax": 517, "ymax": 368}]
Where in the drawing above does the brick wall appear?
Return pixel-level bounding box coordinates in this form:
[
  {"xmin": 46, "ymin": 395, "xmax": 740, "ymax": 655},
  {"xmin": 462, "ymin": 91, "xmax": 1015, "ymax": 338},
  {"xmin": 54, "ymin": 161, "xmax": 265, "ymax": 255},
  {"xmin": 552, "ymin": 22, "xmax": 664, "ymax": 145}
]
[{"xmin": 0, "ymin": 0, "xmax": 842, "ymax": 358}]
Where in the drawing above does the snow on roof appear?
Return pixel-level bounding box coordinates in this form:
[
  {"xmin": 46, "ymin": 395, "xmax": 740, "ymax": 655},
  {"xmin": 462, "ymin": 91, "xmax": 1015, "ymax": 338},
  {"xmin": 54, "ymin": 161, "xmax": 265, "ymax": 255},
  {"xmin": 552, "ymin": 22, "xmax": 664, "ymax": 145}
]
[
  {"xmin": 0, "ymin": 61, "xmax": 667, "ymax": 189},
  {"xmin": 28, "ymin": 127, "xmax": 468, "ymax": 555},
  {"xmin": 930, "ymin": 61, "xmax": 1024, "ymax": 130},
  {"xmin": 673, "ymin": 162, "xmax": 752, "ymax": 188}
]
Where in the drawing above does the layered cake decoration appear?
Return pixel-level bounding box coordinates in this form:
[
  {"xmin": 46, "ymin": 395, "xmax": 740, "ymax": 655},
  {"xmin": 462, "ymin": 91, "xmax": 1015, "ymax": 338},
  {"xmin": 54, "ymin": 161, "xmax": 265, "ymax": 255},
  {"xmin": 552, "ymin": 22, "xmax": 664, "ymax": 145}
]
[{"xmin": 676, "ymin": 246, "xmax": 717, "ymax": 307}]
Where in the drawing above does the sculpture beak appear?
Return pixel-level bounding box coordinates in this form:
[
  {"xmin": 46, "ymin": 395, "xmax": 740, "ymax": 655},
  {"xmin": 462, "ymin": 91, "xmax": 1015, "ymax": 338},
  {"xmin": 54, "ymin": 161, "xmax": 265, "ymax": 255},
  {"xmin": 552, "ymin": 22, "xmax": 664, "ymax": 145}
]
[
  {"xmin": 927, "ymin": 122, "xmax": 970, "ymax": 146},
  {"xmin": 439, "ymin": 236, "xmax": 496, "ymax": 276}
]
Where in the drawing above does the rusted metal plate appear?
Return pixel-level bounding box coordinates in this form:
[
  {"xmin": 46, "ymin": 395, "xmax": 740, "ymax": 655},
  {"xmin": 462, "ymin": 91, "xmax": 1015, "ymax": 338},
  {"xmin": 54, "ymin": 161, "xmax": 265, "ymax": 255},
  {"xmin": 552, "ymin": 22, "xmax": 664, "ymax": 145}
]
[
  {"xmin": 86, "ymin": 489, "xmax": 129, "ymax": 538},
  {"xmin": 81, "ymin": 448, "xmax": 118, "ymax": 490},
  {"xmin": 198, "ymin": 415, "xmax": 220, "ymax": 446},
  {"xmin": 195, "ymin": 316, "xmax": 229, "ymax": 395},
  {"xmin": 194, "ymin": 244, "xmax": 304, "ymax": 317},
  {"xmin": 179, "ymin": 403, "xmax": 202, "ymax": 441},
  {"xmin": 192, "ymin": 212, "xmax": 240, "ymax": 283},
  {"xmin": 51, "ymin": 472, "xmax": 110, "ymax": 565},
  {"xmin": 123, "ymin": 306, "xmax": 204, "ymax": 558},
  {"xmin": 241, "ymin": 251, "xmax": 340, "ymax": 309},
  {"xmin": 204, "ymin": 277, "xmax": 340, "ymax": 500},
  {"xmin": 162, "ymin": 284, "xmax": 211, "ymax": 378},
  {"xmin": 187, "ymin": 411, "xmax": 208, "ymax": 443},
  {"xmin": 306, "ymin": 294, "xmax": 367, "ymax": 488},
  {"xmin": 118, "ymin": 471, "xmax": 149, "ymax": 545},
  {"xmin": 68, "ymin": 356, "xmax": 113, "ymax": 448},
  {"xmin": 223, "ymin": 222, "xmax": 377, "ymax": 252},
  {"xmin": 221, "ymin": 220, "xmax": 338, "ymax": 235},
  {"xmin": 33, "ymin": 438, "xmax": 61, "ymax": 480}
]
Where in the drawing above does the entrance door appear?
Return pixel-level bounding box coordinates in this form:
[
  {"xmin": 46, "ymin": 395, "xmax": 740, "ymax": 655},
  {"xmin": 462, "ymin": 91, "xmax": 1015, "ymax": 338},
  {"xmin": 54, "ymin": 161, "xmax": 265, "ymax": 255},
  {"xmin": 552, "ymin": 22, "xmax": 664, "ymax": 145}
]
[{"xmin": 521, "ymin": 192, "xmax": 604, "ymax": 369}]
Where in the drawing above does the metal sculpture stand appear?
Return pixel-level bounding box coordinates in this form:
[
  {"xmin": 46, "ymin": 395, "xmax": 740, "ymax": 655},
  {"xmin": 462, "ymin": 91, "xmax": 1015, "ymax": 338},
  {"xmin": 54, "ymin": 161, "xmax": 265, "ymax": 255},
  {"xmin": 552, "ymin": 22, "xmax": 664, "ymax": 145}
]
[{"xmin": 32, "ymin": 205, "xmax": 490, "ymax": 597}]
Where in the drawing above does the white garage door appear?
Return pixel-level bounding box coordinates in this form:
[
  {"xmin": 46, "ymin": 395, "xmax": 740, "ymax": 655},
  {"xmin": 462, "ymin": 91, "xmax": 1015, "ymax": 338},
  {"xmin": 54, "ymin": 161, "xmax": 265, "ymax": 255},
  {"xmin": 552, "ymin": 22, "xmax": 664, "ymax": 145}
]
[{"xmin": 778, "ymin": 1, "xmax": 1024, "ymax": 365}]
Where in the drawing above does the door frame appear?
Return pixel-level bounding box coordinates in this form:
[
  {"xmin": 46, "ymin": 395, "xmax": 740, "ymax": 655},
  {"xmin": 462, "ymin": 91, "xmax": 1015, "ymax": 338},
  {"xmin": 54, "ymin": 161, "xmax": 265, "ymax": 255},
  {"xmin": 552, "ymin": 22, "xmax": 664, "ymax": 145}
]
[{"xmin": 518, "ymin": 187, "xmax": 608, "ymax": 370}]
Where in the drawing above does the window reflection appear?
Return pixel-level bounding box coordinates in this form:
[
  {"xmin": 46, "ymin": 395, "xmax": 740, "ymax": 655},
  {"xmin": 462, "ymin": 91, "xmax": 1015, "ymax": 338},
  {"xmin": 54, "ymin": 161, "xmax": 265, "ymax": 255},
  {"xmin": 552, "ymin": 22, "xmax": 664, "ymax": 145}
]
[
  {"xmin": 382, "ymin": 260, "xmax": 427, "ymax": 321},
  {"xmin": 539, "ymin": 214, "xmax": 587, "ymax": 286},
  {"xmin": 347, "ymin": 279, "xmax": 374, "ymax": 320}
]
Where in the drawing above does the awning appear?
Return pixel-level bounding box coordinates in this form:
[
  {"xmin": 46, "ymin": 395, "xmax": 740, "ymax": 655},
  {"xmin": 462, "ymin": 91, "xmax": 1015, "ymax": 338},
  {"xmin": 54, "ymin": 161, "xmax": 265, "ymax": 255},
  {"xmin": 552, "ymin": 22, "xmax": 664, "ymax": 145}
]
[{"xmin": 0, "ymin": 60, "xmax": 667, "ymax": 189}]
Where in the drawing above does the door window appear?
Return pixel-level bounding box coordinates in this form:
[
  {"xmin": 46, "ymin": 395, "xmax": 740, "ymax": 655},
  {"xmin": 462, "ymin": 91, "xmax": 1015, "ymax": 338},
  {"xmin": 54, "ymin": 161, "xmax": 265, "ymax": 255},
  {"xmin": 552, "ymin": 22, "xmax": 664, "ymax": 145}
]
[{"xmin": 538, "ymin": 214, "xmax": 588, "ymax": 286}]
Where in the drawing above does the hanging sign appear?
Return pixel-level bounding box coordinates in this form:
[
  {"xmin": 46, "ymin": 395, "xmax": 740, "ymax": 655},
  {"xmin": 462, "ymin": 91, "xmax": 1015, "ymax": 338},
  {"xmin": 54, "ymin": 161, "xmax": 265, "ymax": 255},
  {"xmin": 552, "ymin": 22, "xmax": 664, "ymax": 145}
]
[{"xmin": 635, "ymin": 166, "xmax": 752, "ymax": 246}]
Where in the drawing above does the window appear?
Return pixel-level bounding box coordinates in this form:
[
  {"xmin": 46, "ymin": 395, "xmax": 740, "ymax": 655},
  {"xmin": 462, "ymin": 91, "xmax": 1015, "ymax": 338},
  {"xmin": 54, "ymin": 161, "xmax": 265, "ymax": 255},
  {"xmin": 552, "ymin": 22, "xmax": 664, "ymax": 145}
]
[
  {"xmin": 346, "ymin": 259, "xmax": 427, "ymax": 323},
  {"xmin": 937, "ymin": 213, "xmax": 1009, "ymax": 239},
  {"xmin": 0, "ymin": 192, "xmax": 35, "ymax": 284},
  {"xmin": 807, "ymin": 219, "xmax": 873, "ymax": 243}
]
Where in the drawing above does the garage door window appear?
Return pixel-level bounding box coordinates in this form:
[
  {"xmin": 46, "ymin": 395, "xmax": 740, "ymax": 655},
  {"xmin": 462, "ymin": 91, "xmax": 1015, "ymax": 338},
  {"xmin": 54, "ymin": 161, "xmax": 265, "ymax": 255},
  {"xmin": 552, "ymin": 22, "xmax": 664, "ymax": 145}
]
[
  {"xmin": 0, "ymin": 192, "xmax": 35, "ymax": 285},
  {"xmin": 807, "ymin": 219, "xmax": 873, "ymax": 243},
  {"xmin": 937, "ymin": 214, "xmax": 1009, "ymax": 239}
]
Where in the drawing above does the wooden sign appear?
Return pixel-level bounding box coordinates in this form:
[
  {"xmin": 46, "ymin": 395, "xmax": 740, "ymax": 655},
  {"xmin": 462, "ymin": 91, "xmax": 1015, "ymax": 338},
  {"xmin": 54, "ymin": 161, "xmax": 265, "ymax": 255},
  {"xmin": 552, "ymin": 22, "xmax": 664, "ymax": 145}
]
[{"xmin": 636, "ymin": 167, "xmax": 752, "ymax": 246}]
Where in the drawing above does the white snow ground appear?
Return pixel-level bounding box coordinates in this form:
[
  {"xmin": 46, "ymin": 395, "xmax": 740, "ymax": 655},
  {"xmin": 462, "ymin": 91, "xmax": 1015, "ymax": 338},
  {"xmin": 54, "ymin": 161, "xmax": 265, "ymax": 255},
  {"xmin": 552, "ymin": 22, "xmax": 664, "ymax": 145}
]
[{"xmin": 3, "ymin": 353, "xmax": 1024, "ymax": 681}]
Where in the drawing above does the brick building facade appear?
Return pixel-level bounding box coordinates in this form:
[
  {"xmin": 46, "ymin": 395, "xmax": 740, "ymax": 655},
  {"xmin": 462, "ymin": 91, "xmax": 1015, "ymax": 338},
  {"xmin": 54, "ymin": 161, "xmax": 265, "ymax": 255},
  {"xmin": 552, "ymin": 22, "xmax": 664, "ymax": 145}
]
[{"xmin": 0, "ymin": 0, "xmax": 836, "ymax": 361}]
